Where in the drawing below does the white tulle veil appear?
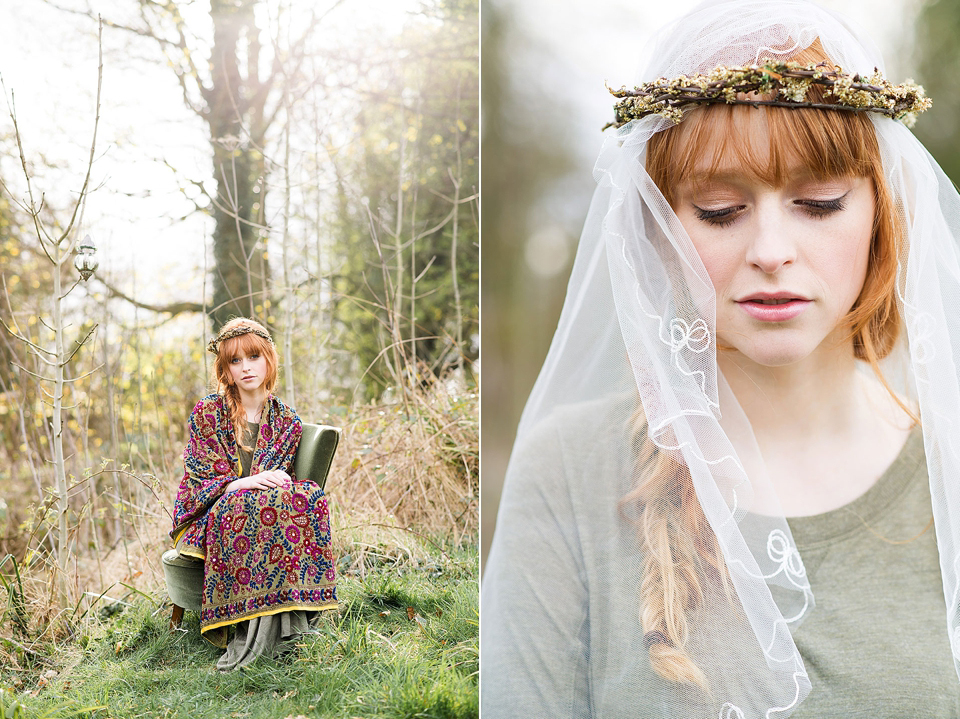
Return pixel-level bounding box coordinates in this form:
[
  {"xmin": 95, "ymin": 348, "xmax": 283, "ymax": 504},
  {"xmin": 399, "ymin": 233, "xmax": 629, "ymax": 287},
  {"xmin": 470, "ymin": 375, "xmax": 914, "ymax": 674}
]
[{"xmin": 483, "ymin": 0, "xmax": 960, "ymax": 716}]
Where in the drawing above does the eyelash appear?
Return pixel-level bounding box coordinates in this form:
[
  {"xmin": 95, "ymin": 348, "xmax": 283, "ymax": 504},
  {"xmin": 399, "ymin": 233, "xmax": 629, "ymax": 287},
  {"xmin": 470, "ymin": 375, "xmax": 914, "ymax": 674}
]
[
  {"xmin": 799, "ymin": 197, "xmax": 847, "ymax": 218},
  {"xmin": 694, "ymin": 206, "xmax": 743, "ymax": 227},
  {"xmin": 230, "ymin": 354, "xmax": 260, "ymax": 364},
  {"xmin": 693, "ymin": 196, "xmax": 848, "ymax": 227}
]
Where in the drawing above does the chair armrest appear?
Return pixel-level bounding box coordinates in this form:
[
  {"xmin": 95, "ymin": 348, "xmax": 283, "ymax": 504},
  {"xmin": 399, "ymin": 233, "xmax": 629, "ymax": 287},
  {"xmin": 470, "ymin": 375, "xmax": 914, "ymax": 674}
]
[{"xmin": 293, "ymin": 423, "xmax": 341, "ymax": 491}]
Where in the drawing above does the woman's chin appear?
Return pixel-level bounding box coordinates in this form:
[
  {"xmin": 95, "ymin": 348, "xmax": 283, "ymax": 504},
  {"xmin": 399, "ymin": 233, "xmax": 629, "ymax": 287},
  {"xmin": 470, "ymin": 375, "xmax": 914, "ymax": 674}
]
[{"xmin": 721, "ymin": 339, "xmax": 822, "ymax": 370}]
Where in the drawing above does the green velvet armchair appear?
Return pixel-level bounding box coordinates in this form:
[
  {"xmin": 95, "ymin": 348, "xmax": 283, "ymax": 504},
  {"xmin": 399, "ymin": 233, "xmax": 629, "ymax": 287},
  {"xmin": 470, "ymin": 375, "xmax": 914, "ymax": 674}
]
[{"xmin": 162, "ymin": 423, "xmax": 341, "ymax": 629}]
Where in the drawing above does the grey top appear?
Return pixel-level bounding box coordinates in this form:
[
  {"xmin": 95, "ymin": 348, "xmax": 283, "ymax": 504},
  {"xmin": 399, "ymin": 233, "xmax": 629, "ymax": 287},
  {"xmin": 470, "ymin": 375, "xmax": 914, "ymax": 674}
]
[
  {"xmin": 238, "ymin": 421, "xmax": 259, "ymax": 479},
  {"xmin": 481, "ymin": 395, "xmax": 960, "ymax": 717}
]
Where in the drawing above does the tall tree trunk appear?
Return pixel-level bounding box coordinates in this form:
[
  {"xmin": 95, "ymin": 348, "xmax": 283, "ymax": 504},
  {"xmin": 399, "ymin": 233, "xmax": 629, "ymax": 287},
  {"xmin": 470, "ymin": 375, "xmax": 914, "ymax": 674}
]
[{"xmin": 208, "ymin": 0, "xmax": 269, "ymax": 330}]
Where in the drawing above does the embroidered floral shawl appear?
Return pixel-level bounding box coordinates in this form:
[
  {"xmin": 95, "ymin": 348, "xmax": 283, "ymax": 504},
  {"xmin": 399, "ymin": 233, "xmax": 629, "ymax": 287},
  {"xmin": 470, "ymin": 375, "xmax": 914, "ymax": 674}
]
[
  {"xmin": 171, "ymin": 393, "xmax": 300, "ymax": 552},
  {"xmin": 169, "ymin": 393, "xmax": 337, "ymax": 638}
]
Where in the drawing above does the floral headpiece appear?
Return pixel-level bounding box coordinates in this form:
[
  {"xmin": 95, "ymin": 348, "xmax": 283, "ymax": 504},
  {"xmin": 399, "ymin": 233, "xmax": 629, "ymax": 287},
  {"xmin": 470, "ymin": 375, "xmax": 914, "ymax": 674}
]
[
  {"xmin": 206, "ymin": 324, "xmax": 275, "ymax": 355},
  {"xmin": 604, "ymin": 61, "xmax": 932, "ymax": 129}
]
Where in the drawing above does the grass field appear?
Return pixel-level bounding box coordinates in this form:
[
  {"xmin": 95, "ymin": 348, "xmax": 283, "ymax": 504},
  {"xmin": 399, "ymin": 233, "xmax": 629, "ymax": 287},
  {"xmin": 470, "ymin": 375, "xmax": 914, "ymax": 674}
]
[{"xmin": 0, "ymin": 540, "xmax": 478, "ymax": 719}]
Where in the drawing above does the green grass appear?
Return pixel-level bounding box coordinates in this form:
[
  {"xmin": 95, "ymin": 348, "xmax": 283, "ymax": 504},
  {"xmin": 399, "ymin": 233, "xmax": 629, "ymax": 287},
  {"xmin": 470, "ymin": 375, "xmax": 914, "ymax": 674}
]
[{"xmin": 1, "ymin": 544, "xmax": 478, "ymax": 719}]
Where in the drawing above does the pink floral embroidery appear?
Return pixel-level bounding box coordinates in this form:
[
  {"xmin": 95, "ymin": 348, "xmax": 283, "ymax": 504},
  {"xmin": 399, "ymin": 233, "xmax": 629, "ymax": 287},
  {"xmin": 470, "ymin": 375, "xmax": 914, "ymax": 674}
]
[{"xmin": 292, "ymin": 493, "xmax": 308, "ymax": 513}]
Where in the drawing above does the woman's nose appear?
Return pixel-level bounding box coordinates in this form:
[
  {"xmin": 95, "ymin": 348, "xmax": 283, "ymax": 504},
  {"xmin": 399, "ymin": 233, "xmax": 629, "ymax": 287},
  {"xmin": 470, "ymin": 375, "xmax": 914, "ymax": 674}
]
[{"xmin": 745, "ymin": 205, "xmax": 797, "ymax": 274}]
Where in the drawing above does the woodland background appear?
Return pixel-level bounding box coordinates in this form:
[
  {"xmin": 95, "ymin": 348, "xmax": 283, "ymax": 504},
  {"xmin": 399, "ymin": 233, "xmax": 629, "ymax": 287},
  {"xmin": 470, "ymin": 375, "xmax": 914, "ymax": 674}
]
[
  {"xmin": 0, "ymin": 0, "xmax": 478, "ymax": 715},
  {"xmin": 481, "ymin": 0, "xmax": 960, "ymax": 566}
]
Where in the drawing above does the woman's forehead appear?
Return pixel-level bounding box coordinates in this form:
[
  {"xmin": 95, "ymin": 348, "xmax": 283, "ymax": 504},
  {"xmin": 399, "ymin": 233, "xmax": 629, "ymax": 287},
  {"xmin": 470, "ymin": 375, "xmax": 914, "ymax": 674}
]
[
  {"xmin": 677, "ymin": 107, "xmax": 865, "ymax": 189},
  {"xmin": 687, "ymin": 110, "xmax": 778, "ymax": 171},
  {"xmin": 221, "ymin": 333, "xmax": 263, "ymax": 359}
]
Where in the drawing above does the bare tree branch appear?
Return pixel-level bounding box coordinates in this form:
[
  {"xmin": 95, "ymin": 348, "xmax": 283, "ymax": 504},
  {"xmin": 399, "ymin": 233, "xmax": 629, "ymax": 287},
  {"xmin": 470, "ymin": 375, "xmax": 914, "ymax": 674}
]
[
  {"xmin": 63, "ymin": 324, "xmax": 99, "ymax": 365},
  {"xmin": 96, "ymin": 278, "xmax": 204, "ymax": 316}
]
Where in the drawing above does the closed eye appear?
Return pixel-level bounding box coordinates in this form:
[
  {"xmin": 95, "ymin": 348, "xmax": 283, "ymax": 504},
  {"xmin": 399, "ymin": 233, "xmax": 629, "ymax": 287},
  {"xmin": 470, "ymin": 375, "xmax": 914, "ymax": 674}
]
[
  {"xmin": 796, "ymin": 193, "xmax": 848, "ymax": 219},
  {"xmin": 693, "ymin": 205, "xmax": 745, "ymax": 227}
]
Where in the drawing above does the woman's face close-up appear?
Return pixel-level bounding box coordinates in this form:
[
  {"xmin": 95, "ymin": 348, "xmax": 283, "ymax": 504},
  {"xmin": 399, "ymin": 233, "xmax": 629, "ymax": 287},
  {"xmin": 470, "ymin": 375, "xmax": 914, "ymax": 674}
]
[
  {"xmin": 673, "ymin": 124, "xmax": 876, "ymax": 369},
  {"xmin": 228, "ymin": 351, "xmax": 268, "ymax": 393}
]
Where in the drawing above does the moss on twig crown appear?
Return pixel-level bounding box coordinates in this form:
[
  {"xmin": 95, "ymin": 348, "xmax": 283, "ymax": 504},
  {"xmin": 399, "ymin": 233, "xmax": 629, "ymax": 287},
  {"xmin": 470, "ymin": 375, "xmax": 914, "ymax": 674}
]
[
  {"xmin": 206, "ymin": 324, "xmax": 275, "ymax": 354},
  {"xmin": 604, "ymin": 61, "xmax": 932, "ymax": 130}
]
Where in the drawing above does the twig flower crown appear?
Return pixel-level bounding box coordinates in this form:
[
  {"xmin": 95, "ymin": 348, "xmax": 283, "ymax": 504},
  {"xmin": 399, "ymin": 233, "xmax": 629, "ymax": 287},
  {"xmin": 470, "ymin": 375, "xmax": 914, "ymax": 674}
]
[
  {"xmin": 604, "ymin": 61, "xmax": 932, "ymax": 129},
  {"xmin": 206, "ymin": 324, "xmax": 275, "ymax": 355}
]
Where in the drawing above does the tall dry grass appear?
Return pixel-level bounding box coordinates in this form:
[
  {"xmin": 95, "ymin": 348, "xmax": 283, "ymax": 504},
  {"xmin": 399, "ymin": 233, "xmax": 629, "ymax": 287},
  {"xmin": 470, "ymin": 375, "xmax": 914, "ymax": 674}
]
[{"xmin": 331, "ymin": 381, "xmax": 478, "ymax": 541}]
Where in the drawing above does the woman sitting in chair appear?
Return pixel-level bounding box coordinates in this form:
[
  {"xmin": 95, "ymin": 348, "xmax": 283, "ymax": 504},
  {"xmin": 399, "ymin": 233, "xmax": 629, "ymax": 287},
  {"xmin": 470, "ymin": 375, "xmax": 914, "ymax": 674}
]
[{"xmin": 170, "ymin": 317, "xmax": 337, "ymax": 669}]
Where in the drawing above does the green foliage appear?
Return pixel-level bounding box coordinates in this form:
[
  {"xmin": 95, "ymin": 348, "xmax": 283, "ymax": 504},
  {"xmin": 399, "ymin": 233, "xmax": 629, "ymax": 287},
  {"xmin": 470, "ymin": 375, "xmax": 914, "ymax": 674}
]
[
  {"xmin": 0, "ymin": 555, "xmax": 27, "ymax": 639},
  {"xmin": 0, "ymin": 690, "xmax": 25, "ymax": 719},
  {"xmin": 330, "ymin": 0, "xmax": 479, "ymax": 399},
  {"xmin": 1, "ymin": 687, "xmax": 106, "ymax": 719},
  {"xmin": 915, "ymin": 0, "xmax": 960, "ymax": 185},
  {"xmin": 2, "ymin": 542, "xmax": 479, "ymax": 719}
]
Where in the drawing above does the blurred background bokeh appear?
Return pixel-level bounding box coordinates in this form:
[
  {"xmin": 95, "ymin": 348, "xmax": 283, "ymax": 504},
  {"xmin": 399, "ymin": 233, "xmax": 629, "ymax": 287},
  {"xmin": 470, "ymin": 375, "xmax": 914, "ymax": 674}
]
[{"xmin": 481, "ymin": 0, "xmax": 960, "ymax": 568}]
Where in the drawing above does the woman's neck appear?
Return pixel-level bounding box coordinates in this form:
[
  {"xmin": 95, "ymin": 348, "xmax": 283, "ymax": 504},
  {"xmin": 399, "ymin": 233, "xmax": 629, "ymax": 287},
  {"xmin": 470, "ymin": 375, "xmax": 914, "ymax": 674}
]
[
  {"xmin": 719, "ymin": 342, "xmax": 865, "ymax": 442},
  {"xmin": 719, "ymin": 339, "xmax": 913, "ymax": 516},
  {"xmin": 236, "ymin": 387, "xmax": 266, "ymax": 422}
]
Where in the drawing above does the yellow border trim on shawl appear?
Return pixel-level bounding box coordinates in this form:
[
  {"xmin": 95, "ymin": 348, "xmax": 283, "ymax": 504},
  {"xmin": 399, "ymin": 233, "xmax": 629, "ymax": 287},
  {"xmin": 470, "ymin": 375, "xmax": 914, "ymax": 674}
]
[
  {"xmin": 171, "ymin": 524, "xmax": 207, "ymax": 560},
  {"xmin": 200, "ymin": 601, "xmax": 339, "ymax": 633}
]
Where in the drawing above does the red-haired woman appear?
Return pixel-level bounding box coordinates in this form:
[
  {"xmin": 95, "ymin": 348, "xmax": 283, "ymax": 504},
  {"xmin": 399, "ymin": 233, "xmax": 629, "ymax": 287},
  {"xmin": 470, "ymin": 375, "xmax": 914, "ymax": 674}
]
[
  {"xmin": 170, "ymin": 317, "xmax": 337, "ymax": 669},
  {"xmin": 482, "ymin": 1, "xmax": 960, "ymax": 716}
]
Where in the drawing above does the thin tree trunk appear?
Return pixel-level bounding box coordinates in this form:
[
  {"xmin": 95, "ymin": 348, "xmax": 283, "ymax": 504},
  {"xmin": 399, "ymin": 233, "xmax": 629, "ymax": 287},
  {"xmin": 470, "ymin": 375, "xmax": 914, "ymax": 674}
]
[
  {"xmin": 451, "ymin": 81, "xmax": 465, "ymax": 372},
  {"xmin": 392, "ymin": 101, "xmax": 407, "ymax": 394},
  {"xmin": 52, "ymin": 249, "xmax": 68, "ymax": 605},
  {"xmin": 282, "ymin": 94, "xmax": 296, "ymax": 407},
  {"xmin": 409, "ymin": 102, "xmax": 422, "ymax": 378},
  {"xmin": 102, "ymin": 307, "xmax": 121, "ymax": 544}
]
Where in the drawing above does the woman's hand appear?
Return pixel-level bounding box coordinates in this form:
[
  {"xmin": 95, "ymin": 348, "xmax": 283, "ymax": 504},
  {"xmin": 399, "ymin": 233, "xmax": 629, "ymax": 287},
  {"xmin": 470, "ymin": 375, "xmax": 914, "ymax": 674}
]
[{"xmin": 224, "ymin": 469, "xmax": 292, "ymax": 493}]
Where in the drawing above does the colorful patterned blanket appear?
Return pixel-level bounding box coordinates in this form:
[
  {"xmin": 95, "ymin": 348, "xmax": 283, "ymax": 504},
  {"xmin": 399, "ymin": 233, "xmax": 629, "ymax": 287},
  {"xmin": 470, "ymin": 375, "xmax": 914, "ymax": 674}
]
[{"xmin": 170, "ymin": 394, "xmax": 337, "ymax": 637}]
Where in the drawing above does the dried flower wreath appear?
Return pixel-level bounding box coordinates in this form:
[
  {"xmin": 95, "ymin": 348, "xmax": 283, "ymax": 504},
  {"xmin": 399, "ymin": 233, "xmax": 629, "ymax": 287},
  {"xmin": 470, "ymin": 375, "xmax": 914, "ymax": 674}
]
[
  {"xmin": 207, "ymin": 324, "xmax": 275, "ymax": 355},
  {"xmin": 604, "ymin": 61, "xmax": 931, "ymax": 129}
]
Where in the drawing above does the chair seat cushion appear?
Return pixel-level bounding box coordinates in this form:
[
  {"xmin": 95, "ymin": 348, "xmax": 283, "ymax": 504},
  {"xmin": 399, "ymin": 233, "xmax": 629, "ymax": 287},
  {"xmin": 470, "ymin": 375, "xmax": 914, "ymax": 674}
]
[{"xmin": 161, "ymin": 548, "xmax": 204, "ymax": 612}]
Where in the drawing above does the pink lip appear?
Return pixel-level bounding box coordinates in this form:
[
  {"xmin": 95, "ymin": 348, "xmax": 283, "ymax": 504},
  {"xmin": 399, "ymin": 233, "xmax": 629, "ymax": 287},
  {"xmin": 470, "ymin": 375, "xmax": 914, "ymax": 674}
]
[{"xmin": 736, "ymin": 293, "xmax": 811, "ymax": 322}]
